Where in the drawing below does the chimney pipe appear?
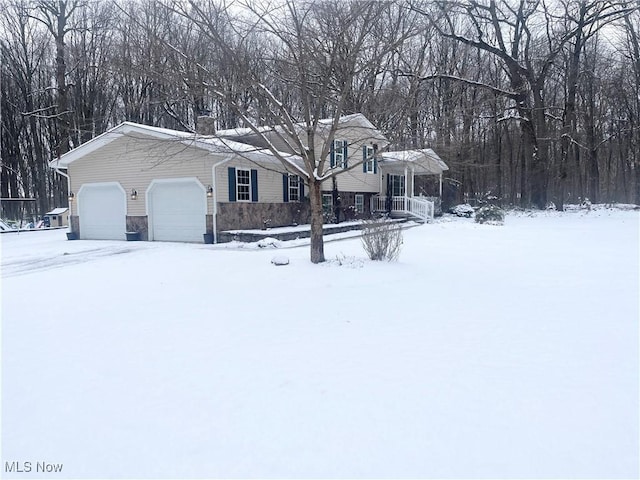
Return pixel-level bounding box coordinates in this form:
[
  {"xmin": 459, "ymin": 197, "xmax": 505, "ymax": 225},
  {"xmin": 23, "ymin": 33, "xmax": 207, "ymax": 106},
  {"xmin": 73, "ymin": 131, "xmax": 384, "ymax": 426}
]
[{"xmin": 196, "ymin": 116, "xmax": 216, "ymax": 135}]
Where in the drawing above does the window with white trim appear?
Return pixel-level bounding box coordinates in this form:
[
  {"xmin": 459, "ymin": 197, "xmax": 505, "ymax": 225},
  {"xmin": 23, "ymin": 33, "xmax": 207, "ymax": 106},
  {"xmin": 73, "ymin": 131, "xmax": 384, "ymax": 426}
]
[
  {"xmin": 236, "ymin": 169, "xmax": 251, "ymax": 201},
  {"xmin": 289, "ymin": 175, "xmax": 300, "ymax": 202},
  {"xmin": 332, "ymin": 139, "xmax": 347, "ymax": 168},
  {"xmin": 364, "ymin": 146, "xmax": 375, "ymax": 173},
  {"xmin": 322, "ymin": 194, "xmax": 333, "ymax": 213},
  {"xmin": 355, "ymin": 194, "xmax": 364, "ymax": 213}
]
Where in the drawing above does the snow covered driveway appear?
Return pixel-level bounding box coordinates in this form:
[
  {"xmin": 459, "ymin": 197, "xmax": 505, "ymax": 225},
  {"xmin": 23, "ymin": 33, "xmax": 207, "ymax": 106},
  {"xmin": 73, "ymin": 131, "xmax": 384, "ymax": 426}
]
[{"xmin": 2, "ymin": 209, "xmax": 638, "ymax": 479}]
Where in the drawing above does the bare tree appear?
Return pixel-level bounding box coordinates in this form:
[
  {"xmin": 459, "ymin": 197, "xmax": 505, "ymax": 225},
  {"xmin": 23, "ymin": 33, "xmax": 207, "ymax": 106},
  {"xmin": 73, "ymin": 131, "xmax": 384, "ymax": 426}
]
[
  {"xmin": 169, "ymin": 0, "xmax": 414, "ymax": 263},
  {"xmin": 411, "ymin": 0, "xmax": 634, "ymax": 209}
]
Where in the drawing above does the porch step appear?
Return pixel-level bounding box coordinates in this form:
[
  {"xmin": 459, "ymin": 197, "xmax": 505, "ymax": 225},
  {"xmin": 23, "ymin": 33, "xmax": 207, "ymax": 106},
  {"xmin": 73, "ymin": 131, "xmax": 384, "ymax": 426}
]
[{"xmin": 388, "ymin": 212, "xmax": 426, "ymax": 223}]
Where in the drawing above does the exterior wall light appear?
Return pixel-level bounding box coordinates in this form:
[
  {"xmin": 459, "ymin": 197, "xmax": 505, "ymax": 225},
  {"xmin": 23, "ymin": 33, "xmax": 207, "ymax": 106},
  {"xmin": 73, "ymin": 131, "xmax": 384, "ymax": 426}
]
[
  {"xmin": 131, "ymin": 189, "xmax": 138, "ymax": 200},
  {"xmin": 207, "ymin": 185, "xmax": 213, "ymax": 197},
  {"xmin": 68, "ymin": 192, "xmax": 74, "ymax": 202}
]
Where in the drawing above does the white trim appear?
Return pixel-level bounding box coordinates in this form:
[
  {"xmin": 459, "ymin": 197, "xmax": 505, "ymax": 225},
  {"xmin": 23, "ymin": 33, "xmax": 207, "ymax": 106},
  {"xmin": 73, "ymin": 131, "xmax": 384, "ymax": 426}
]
[
  {"xmin": 389, "ymin": 174, "xmax": 405, "ymax": 197},
  {"xmin": 411, "ymin": 167, "xmax": 415, "ymax": 197},
  {"xmin": 145, "ymin": 178, "xmax": 207, "ymax": 241},
  {"xmin": 404, "ymin": 167, "xmax": 409, "ymax": 206},
  {"xmin": 355, "ymin": 194, "xmax": 364, "ymax": 213},
  {"xmin": 332, "ymin": 139, "xmax": 347, "ymax": 168},
  {"xmin": 236, "ymin": 168, "xmax": 252, "ymax": 202},
  {"xmin": 288, "ymin": 174, "xmax": 301, "ymax": 202},
  {"xmin": 364, "ymin": 145, "xmax": 375, "ymax": 173}
]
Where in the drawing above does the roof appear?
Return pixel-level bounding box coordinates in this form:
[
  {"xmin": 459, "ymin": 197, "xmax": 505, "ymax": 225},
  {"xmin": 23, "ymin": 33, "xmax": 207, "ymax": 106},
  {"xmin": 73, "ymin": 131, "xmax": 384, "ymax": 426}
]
[
  {"xmin": 45, "ymin": 207, "xmax": 68, "ymax": 215},
  {"xmin": 49, "ymin": 122, "xmax": 305, "ymax": 170},
  {"xmin": 379, "ymin": 149, "xmax": 449, "ymax": 175},
  {"xmin": 217, "ymin": 113, "xmax": 389, "ymax": 146}
]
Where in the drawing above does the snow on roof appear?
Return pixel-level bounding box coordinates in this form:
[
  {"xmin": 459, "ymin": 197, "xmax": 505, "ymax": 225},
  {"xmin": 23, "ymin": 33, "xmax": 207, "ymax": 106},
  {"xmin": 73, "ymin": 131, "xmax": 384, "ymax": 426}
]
[
  {"xmin": 49, "ymin": 121, "xmax": 305, "ymax": 170},
  {"xmin": 217, "ymin": 113, "xmax": 388, "ymax": 144},
  {"xmin": 380, "ymin": 149, "xmax": 449, "ymax": 174},
  {"xmin": 45, "ymin": 207, "xmax": 68, "ymax": 215}
]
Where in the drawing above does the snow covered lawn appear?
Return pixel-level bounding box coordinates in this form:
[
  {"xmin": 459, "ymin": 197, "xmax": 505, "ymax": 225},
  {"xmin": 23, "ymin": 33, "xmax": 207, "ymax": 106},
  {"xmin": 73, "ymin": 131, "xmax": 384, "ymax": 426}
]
[{"xmin": 2, "ymin": 209, "xmax": 638, "ymax": 479}]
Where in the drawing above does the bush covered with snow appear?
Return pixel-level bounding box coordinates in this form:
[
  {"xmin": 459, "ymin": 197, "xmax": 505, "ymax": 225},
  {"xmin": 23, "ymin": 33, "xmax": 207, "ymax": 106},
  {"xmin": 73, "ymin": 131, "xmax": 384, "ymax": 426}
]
[
  {"xmin": 256, "ymin": 237, "xmax": 282, "ymax": 248},
  {"xmin": 475, "ymin": 205, "xmax": 505, "ymax": 225},
  {"xmin": 361, "ymin": 220, "xmax": 403, "ymax": 261},
  {"xmin": 451, "ymin": 204, "xmax": 475, "ymax": 217}
]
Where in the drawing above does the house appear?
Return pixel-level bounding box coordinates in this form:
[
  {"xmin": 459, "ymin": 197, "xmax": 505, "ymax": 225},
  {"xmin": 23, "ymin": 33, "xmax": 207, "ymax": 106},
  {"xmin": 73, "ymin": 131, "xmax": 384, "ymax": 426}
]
[
  {"xmin": 49, "ymin": 114, "xmax": 448, "ymax": 243},
  {"xmin": 43, "ymin": 207, "xmax": 69, "ymax": 228}
]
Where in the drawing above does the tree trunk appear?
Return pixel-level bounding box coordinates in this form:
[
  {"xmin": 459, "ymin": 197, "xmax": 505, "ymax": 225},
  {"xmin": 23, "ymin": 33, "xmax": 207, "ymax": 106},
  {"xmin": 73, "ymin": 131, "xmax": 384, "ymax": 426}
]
[
  {"xmin": 308, "ymin": 179, "xmax": 325, "ymax": 264},
  {"xmin": 589, "ymin": 149, "xmax": 599, "ymax": 203}
]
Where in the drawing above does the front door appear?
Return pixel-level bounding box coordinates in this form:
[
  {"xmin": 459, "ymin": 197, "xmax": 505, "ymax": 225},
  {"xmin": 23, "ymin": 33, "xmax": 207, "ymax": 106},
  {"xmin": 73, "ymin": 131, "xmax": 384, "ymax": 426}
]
[{"xmin": 389, "ymin": 174, "xmax": 405, "ymax": 197}]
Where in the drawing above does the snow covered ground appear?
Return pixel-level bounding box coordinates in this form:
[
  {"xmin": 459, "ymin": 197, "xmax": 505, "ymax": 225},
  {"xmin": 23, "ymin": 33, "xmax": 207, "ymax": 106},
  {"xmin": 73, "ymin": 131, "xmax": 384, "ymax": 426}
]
[{"xmin": 2, "ymin": 207, "xmax": 638, "ymax": 479}]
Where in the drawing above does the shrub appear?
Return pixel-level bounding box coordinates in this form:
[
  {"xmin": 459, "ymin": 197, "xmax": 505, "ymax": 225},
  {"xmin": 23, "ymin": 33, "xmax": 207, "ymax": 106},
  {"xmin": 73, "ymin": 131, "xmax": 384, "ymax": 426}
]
[
  {"xmin": 451, "ymin": 204, "xmax": 475, "ymax": 217},
  {"xmin": 361, "ymin": 220, "xmax": 403, "ymax": 261},
  {"xmin": 475, "ymin": 204, "xmax": 505, "ymax": 225}
]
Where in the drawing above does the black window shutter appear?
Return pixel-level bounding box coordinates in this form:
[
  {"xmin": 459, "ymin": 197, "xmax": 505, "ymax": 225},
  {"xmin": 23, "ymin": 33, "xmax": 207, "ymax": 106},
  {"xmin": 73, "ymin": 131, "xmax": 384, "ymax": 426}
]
[
  {"xmin": 228, "ymin": 167, "xmax": 236, "ymax": 202},
  {"xmin": 283, "ymin": 174, "xmax": 289, "ymax": 202},
  {"xmin": 251, "ymin": 169, "xmax": 258, "ymax": 202},
  {"xmin": 343, "ymin": 140, "xmax": 348, "ymax": 168},
  {"xmin": 300, "ymin": 179, "xmax": 305, "ymax": 199},
  {"xmin": 363, "ymin": 146, "xmax": 367, "ymax": 172},
  {"xmin": 330, "ymin": 141, "xmax": 336, "ymax": 168}
]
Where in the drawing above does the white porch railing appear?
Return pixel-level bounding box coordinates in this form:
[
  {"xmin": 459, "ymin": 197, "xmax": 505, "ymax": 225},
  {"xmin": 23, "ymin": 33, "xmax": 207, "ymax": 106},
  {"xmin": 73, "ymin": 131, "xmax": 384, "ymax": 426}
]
[{"xmin": 370, "ymin": 195, "xmax": 434, "ymax": 222}]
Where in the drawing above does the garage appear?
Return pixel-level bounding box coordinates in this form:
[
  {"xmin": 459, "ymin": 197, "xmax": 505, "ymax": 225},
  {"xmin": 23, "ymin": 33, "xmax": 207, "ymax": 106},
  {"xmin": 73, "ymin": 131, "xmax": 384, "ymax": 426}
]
[
  {"xmin": 78, "ymin": 183, "xmax": 126, "ymax": 240},
  {"xmin": 147, "ymin": 179, "xmax": 207, "ymax": 243}
]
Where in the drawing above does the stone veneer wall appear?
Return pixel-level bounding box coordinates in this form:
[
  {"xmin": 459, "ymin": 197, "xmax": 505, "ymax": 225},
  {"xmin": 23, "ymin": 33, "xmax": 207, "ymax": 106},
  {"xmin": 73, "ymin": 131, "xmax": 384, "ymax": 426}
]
[
  {"xmin": 70, "ymin": 215, "xmax": 80, "ymax": 235},
  {"xmin": 126, "ymin": 216, "xmax": 149, "ymax": 241},
  {"xmin": 216, "ymin": 202, "xmax": 311, "ymax": 231},
  {"xmin": 333, "ymin": 192, "xmax": 375, "ymax": 221}
]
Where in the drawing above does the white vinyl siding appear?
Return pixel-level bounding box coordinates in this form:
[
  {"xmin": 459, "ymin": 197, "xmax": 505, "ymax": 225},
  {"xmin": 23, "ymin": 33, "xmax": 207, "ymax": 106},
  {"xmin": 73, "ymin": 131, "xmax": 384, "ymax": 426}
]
[
  {"xmin": 216, "ymin": 158, "xmax": 286, "ymax": 203},
  {"xmin": 68, "ymin": 133, "xmax": 216, "ymax": 217},
  {"xmin": 68, "ymin": 133, "xmax": 291, "ymax": 214}
]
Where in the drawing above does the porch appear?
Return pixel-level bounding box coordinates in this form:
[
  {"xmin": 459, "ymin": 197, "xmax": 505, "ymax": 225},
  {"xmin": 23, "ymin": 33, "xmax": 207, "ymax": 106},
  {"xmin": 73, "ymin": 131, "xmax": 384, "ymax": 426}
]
[{"xmin": 373, "ymin": 148, "xmax": 449, "ymax": 222}]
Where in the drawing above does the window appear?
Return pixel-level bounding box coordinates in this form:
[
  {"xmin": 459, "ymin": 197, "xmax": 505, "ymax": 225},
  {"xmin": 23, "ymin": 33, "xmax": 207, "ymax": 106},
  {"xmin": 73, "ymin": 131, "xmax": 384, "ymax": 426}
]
[
  {"xmin": 363, "ymin": 145, "xmax": 376, "ymax": 173},
  {"xmin": 355, "ymin": 194, "xmax": 364, "ymax": 213},
  {"xmin": 236, "ymin": 169, "xmax": 251, "ymax": 201},
  {"xmin": 322, "ymin": 194, "xmax": 333, "ymax": 213},
  {"xmin": 289, "ymin": 175, "xmax": 300, "ymax": 202},
  {"xmin": 331, "ymin": 139, "xmax": 348, "ymax": 168}
]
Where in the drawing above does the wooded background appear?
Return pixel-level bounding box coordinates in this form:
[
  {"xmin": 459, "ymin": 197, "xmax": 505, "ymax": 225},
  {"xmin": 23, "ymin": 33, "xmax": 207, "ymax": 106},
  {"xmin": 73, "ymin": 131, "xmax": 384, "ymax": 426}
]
[{"xmin": 2, "ymin": 0, "xmax": 640, "ymax": 220}]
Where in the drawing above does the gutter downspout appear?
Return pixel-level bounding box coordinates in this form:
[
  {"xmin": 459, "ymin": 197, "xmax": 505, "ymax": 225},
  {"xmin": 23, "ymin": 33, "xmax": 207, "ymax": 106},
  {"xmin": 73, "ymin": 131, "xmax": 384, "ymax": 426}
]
[{"xmin": 211, "ymin": 156, "xmax": 233, "ymax": 244}]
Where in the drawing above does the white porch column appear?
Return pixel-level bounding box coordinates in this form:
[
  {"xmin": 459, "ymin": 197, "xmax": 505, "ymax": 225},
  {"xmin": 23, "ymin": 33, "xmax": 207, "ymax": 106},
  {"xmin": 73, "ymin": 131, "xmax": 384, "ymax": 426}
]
[
  {"xmin": 439, "ymin": 173, "xmax": 443, "ymax": 197},
  {"xmin": 411, "ymin": 167, "xmax": 415, "ymax": 198},
  {"xmin": 404, "ymin": 166, "xmax": 408, "ymax": 210}
]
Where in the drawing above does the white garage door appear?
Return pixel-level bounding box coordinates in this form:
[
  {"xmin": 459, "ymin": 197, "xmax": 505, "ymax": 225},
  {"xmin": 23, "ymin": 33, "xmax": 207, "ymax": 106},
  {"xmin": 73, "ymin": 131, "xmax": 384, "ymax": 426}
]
[
  {"xmin": 148, "ymin": 180, "xmax": 206, "ymax": 243},
  {"xmin": 78, "ymin": 183, "xmax": 126, "ymax": 240}
]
